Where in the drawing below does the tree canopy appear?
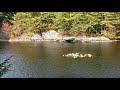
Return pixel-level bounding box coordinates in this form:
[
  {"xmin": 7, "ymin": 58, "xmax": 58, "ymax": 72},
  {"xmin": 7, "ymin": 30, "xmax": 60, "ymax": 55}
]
[{"xmin": 1, "ymin": 12, "xmax": 120, "ymax": 38}]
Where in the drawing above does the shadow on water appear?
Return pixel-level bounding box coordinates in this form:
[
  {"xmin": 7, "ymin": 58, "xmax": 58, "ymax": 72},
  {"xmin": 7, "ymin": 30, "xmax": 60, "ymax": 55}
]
[{"xmin": 0, "ymin": 55, "xmax": 13, "ymax": 77}]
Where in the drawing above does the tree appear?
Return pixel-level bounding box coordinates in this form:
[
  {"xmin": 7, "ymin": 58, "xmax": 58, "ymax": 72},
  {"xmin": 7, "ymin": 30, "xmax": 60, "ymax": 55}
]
[{"xmin": 4, "ymin": 12, "xmax": 120, "ymax": 38}]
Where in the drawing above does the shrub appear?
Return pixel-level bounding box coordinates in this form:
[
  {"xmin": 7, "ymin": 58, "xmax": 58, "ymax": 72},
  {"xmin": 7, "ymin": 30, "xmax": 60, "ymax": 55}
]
[{"xmin": 116, "ymin": 32, "xmax": 120, "ymax": 36}]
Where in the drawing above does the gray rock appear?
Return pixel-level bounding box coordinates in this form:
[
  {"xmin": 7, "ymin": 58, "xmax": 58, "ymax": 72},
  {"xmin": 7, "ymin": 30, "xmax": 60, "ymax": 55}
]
[
  {"xmin": 42, "ymin": 30, "xmax": 63, "ymax": 40},
  {"xmin": 31, "ymin": 33, "xmax": 43, "ymax": 41},
  {"xmin": 75, "ymin": 37, "xmax": 89, "ymax": 42},
  {"xmin": 63, "ymin": 37, "xmax": 75, "ymax": 43},
  {"xmin": 99, "ymin": 37, "xmax": 110, "ymax": 41},
  {"xmin": 74, "ymin": 36, "xmax": 110, "ymax": 42},
  {"xmin": 63, "ymin": 37, "xmax": 75, "ymax": 40},
  {"xmin": 88, "ymin": 37, "xmax": 110, "ymax": 41}
]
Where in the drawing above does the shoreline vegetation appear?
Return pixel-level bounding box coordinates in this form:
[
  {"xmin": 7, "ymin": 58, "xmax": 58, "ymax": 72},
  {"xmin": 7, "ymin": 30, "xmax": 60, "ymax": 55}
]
[
  {"xmin": 1, "ymin": 12, "xmax": 120, "ymax": 42},
  {"xmin": 0, "ymin": 35, "xmax": 119, "ymax": 43}
]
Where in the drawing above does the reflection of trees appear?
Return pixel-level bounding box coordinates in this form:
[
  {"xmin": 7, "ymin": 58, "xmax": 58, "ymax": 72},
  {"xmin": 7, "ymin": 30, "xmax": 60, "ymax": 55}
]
[
  {"xmin": 2, "ymin": 41, "xmax": 120, "ymax": 77},
  {"xmin": 99, "ymin": 42, "xmax": 120, "ymax": 59},
  {"xmin": 0, "ymin": 41, "xmax": 9, "ymax": 50},
  {"xmin": 0, "ymin": 55, "xmax": 12, "ymax": 77},
  {"xmin": 6, "ymin": 42, "xmax": 47, "ymax": 60}
]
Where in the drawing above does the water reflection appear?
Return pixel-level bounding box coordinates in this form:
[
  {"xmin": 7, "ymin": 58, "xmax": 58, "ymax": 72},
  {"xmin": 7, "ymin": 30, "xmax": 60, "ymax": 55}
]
[{"xmin": 0, "ymin": 41, "xmax": 120, "ymax": 78}]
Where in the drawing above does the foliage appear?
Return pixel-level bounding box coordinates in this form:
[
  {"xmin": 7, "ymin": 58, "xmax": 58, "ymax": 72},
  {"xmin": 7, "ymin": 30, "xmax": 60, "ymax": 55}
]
[
  {"xmin": 116, "ymin": 32, "xmax": 120, "ymax": 39},
  {"xmin": 9, "ymin": 12, "xmax": 56, "ymax": 37},
  {"xmin": 1, "ymin": 12, "xmax": 16, "ymax": 23},
  {"xmin": 116, "ymin": 32, "xmax": 120, "ymax": 36},
  {"xmin": 1, "ymin": 12, "xmax": 120, "ymax": 38}
]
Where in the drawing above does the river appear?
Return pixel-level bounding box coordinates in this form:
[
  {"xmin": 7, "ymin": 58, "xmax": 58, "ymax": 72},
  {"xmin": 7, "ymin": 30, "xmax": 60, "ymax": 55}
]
[{"xmin": 0, "ymin": 41, "xmax": 120, "ymax": 78}]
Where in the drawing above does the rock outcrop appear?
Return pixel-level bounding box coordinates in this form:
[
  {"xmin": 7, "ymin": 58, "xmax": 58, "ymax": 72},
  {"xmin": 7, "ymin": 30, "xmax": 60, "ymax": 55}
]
[
  {"xmin": 75, "ymin": 37, "xmax": 89, "ymax": 42},
  {"xmin": 42, "ymin": 30, "xmax": 63, "ymax": 40},
  {"xmin": 31, "ymin": 33, "xmax": 43, "ymax": 41},
  {"xmin": 74, "ymin": 36, "xmax": 110, "ymax": 42},
  {"xmin": 88, "ymin": 37, "xmax": 110, "ymax": 41},
  {"xmin": 7, "ymin": 29, "xmax": 111, "ymax": 42},
  {"xmin": 63, "ymin": 37, "xmax": 75, "ymax": 43},
  {"xmin": 9, "ymin": 33, "xmax": 31, "ymax": 41}
]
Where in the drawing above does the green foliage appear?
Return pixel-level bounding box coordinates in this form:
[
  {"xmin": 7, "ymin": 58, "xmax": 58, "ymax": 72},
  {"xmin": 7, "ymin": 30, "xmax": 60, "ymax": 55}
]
[
  {"xmin": 2, "ymin": 12, "xmax": 120, "ymax": 37},
  {"xmin": 116, "ymin": 32, "xmax": 120, "ymax": 36},
  {"xmin": 68, "ymin": 27, "xmax": 81, "ymax": 36},
  {"xmin": 0, "ymin": 12, "xmax": 15, "ymax": 24},
  {"xmin": 10, "ymin": 12, "xmax": 56, "ymax": 37}
]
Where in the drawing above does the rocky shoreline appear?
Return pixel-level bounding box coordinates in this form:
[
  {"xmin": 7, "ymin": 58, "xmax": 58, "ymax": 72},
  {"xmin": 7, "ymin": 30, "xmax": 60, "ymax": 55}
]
[
  {"xmin": 0, "ymin": 30, "xmax": 119, "ymax": 42},
  {"xmin": 0, "ymin": 37, "xmax": 119, "ymax": 43}
]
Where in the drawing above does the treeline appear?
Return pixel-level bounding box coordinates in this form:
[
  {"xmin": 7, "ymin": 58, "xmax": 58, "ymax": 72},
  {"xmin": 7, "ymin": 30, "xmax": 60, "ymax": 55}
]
[{"xmin": 1, "ymin": 12, "xmax": 120, "ymax": 38}]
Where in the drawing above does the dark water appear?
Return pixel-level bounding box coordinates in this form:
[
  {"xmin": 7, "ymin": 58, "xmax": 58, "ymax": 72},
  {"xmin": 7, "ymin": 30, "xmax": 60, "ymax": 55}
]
[{"xmin": 0, "ymin": 41, "xmax": 120, "ymax": 78}]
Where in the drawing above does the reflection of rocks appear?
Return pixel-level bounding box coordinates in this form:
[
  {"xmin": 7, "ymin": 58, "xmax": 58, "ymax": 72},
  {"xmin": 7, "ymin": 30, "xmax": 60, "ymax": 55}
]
[
  {"xmin": 42, "ymin": 30, "xmax": 63, "ymax": 40},
  {"xmin": 63, "ymin": 53, "xmax": 93, "ymax": 59}
]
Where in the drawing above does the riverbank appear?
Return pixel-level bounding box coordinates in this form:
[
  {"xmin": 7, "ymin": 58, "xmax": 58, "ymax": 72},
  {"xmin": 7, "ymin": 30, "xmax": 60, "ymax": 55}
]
[
  {"xmin": 0, "ymin": 37, "xmax": 119, "ymax": 43},
  {"xmin": 0, "ymin": 30, "xmax": 120, "ymax": 43}
]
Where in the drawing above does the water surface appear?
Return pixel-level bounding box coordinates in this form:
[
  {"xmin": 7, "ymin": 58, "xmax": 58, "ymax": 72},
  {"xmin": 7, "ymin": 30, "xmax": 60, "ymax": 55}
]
[{"xmin": 0, "ymin": 41, "xmax": 120, "ymax": 78}]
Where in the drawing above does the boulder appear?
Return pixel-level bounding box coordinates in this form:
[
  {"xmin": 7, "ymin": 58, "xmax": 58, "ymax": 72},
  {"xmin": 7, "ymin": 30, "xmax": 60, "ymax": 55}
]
[
  {"xmin": 42, "ymin": 30, "xmax": 63, "ymax": 40},
  {"xmin": 88, "ymin": 37, "xmax": 110, "ymax": 41},
  {"xmin": 63, "ymin": 37, "xmax": 75, "ymax": 40},
  {"xmin": 75, "ymin": 37, "xmax": 89, "ymax": 42},
  {"xmin": 63, "ymin": 37, "xmax": 75, "ymax": 43},
  {"xmin": 31, "ymin": 33, "xmax": 43, "ymax": 41},
  {"xmin": 99, "ymin": 37, "xmax": 110, "ymax": 41}
]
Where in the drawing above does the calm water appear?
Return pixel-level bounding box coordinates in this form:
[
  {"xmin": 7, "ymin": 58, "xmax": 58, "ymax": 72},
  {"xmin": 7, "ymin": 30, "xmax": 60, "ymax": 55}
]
[{"xmin": 0, "ymin": 41, "xmax": 120, "ymax": 78}]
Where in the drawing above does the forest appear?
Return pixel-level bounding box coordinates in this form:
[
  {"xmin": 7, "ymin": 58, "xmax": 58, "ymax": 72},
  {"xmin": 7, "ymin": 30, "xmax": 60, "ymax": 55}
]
[
  {"xmin": 1, "ymin": 12, "xmax": 120, "ymax": 78},
  {"xmin": 0, "ymin": 12, "xmax": 120, "ymax": 39}
]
